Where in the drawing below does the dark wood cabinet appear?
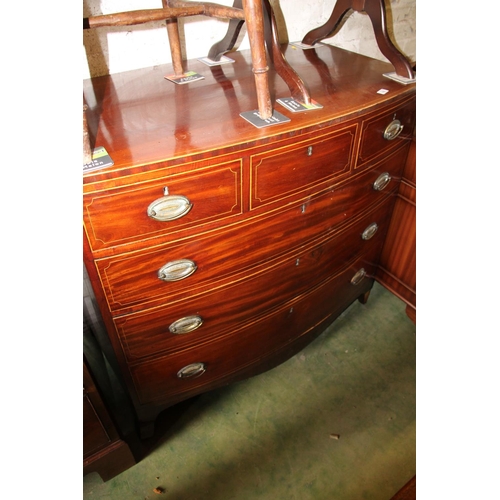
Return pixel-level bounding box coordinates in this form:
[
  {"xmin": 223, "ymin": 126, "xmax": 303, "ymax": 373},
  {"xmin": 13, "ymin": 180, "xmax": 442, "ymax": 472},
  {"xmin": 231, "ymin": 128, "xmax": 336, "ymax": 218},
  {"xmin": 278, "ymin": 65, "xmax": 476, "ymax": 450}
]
[
  {"xmin": 83, "ymin": 44, "xmax": 416, "ymax": 438},
  {"xmin": 83, "ymin": 358, "xmax": 136, "ymax": 481}
]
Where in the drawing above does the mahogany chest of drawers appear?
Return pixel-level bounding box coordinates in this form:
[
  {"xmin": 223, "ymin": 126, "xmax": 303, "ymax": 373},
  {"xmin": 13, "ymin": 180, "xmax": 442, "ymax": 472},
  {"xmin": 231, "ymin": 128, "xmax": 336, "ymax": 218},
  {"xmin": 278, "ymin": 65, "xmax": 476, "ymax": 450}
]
[{"xmin": 83, "ymin": 45, "xmax": 416, "ymax": 437}]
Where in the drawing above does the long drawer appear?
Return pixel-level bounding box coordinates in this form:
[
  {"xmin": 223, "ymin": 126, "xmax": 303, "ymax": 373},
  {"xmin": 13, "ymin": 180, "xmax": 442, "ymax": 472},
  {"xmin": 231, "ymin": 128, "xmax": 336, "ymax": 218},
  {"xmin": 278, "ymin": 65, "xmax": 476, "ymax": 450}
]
[
  {"xmin": 127, "ymin": 252, "xmax": 379, "ymax": 405},
  {"xmin": 114, "ymin": 195, "xmax": 394, "ymax": 362},
  {"xmin": 96, "ymin": 145, "xmax": 408, "ymax": 314}
]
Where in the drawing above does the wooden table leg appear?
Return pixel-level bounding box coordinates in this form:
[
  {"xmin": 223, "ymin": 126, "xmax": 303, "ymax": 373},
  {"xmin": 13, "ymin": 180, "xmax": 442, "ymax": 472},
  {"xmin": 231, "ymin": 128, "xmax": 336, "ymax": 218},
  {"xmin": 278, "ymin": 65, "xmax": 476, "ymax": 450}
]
[
  {"xmin": 302, "ymin": 0, "xmax": 414, "ymax": 79},
  {"xmin": 207, "ymin": 0, "xmax": 245, "ymax": 61},
  {"xmin": 363, "ymin": 0, "xmax": 414, "ymax": 79},
  {"xmin": 302, "ymin": 0, "xmax": 352, "ymax": 46}
]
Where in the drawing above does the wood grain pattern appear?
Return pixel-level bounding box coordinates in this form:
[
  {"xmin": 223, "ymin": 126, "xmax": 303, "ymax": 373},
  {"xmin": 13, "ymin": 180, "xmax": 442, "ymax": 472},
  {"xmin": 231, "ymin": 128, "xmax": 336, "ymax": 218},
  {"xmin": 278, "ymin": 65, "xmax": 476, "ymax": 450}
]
[
  {"xmin": 129, "ymin": 253, "xmax": 379, "ymax": 406},
  {"xmin": 83, "ymin": 45, "xmax": 416, "ymax": 436},
  {"xmin": 114, "ymin": 197, "xmax": 393, "ymax": 364},
  {"xmin": 377, "ymin": 131, "xmax": 416, "ymax": 320},
  {"xmin": 96, "ymin": 159, "xmax": 404, "ymax": 315},
  {"xmin": 84, "ymin": 160, "xmax": 243, "ymax": 253}
]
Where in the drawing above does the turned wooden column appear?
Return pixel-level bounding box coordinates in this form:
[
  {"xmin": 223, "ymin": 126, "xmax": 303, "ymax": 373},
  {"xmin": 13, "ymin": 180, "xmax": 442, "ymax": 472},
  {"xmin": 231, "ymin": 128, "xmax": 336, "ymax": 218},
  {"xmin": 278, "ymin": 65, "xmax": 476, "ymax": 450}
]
[
  {"xmin": 162, "ymin": 0, "xmax": 185, "ymax": 76},
  {"xmin": 242, "ymin": 0, "xmax": 272, "ymax": 118}
]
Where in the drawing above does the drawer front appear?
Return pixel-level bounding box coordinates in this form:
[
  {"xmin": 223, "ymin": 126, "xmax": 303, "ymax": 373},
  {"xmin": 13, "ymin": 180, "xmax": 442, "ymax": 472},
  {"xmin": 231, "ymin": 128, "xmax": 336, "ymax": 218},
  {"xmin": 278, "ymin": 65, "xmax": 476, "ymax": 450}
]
[
  {"xmin": 114, "ymin": 196, "xmax": 393, "ymax": 361},
  {"xmin": 83, "ymin": 160, "xmax": 243, "ymax": 252},
  {"xmin": 97, "ymin": 148, "xmax": 406, "ymax": 313},
  {"xmin": 128, "ymin": 254, "xmax": 378, "ymax": 405},
  {"xmin": 356, "ymin": 97, "xmax": 415, "ymax": 169},
  {"xmin": 250, "ymin": 125, "xmax": 356, "ymax": 210}
]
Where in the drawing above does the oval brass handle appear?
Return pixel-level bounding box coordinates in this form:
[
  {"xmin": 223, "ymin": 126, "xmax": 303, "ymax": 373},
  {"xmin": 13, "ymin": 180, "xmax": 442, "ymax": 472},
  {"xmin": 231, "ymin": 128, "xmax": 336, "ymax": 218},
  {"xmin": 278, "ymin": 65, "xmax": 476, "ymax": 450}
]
[
  {"xmin": 351, "ymin": 268, "xmax": 367, "ymax": 285},
  {"xmin": 169, "ymin": 315, "xmax": 203, "ymax": 335},
  {"xmin": 147, "ymin": 194, "xmax": 192, "ymax": 221},
  {"xmin": 383, "ymin": 119, "xmax": 403, "ymax": 140},
  {"xmin": 362, "ymin": 222, "xmax": 378, "ymax": 240},
  {"xmin": 158, "ymin": 259, "xmax": 197, "ymax": 282},
  {"xmin": 373, "ymin": 172, "xmax": 392, "ymax": 191},
  {"xmin": 177, "ymin": 362, "xmax": 206, "ymax": 379}
]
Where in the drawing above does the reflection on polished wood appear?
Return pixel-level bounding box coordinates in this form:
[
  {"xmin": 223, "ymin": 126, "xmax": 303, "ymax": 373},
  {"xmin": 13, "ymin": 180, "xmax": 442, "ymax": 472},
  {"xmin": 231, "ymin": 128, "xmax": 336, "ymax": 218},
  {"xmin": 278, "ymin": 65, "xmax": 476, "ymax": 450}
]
[{"xmin": 83, "ymin": 45, "xmax": 414, "ymax": 170}]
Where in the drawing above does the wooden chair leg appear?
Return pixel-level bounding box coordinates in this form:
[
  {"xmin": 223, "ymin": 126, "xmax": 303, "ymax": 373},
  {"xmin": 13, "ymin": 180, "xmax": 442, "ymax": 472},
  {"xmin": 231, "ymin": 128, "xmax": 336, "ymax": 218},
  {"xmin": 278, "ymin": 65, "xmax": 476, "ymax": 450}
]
[
  {"xmin": 83, "ymin": 104, "xmax": 93, "ymax": 164},
  {"xmin": 242, "ymin": 0, "xmax": 272, "ymax": 118},
  {"xmin": 162, "ymin": 0, "xmax": 185, "ymax": 76},
  {"xmin": 209, "ymin": 0, "xmax": 311, "ymax": 106}
]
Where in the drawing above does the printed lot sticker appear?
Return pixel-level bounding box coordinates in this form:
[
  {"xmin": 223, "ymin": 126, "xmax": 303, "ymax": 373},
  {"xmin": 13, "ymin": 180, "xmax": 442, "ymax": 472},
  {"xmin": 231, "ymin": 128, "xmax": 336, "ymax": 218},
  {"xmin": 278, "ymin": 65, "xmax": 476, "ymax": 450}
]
[
  {"xmin": 277, "ymin": 97, "xmax": 323, "ymax": 112},
  {"xmin": 290, "ymin": 41, "xmax": 324, "ymax": 50},
  {"xmin": 240, "ymin": 110, "xmax": 291, "ymax": 128},
  {"xmin": 165, "ymin": 71, "xmax": 205, "ymax": 84},
  {"xmin": 83, "ymin": 146, "xmax": 114, "ymax": 174},
  {"xmin": 198, "ymin": 56, "xmax": 235, "ymax": 66}
]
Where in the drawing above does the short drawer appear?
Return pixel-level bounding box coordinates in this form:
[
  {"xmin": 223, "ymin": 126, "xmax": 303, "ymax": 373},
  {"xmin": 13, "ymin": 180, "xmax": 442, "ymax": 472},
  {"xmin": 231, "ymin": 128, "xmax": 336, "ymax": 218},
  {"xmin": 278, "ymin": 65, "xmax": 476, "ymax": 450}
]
[
  {"xmin": 83, "ymin": 159, "xmax": 243, "ymax": 252},
  {"xmin": 128, "ymin": 254, "xmax": 378, "ymax": 405},
  {"xmin": 356, "ymin": 97, "xmax": 415, "ymax": 169},
  {"xmin": 113, "ymin": 197, "xmax": 393, "ymax": 362},
  {"xmin": 250, "ymin": 124, "xmax": 357, "ymax": 210},
  {"xmin": 97, "ymin": 150, "xmax": 405, "ymax": 314}
]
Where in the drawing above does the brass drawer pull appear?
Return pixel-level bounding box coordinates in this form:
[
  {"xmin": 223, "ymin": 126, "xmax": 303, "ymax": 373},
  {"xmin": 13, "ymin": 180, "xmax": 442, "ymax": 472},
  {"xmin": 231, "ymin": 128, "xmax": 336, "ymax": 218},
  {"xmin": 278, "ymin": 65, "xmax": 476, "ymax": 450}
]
[
  {"xmin": 362, "ymin": 222, "xmax": 378, "ymax": 240},
  {"xmin": 351, "ymin": 268, "xmax": 367, "ymax": 285},
  {"xmin": 169, "ymin": 315, "xmax": 203, "ymax": 335},
  {"xmin": 158, "ymin": 259, "xmax": 197, "ymax": 282},
  {"xmin": 372, "ymin": 172, "xmax": 392, "ymax": 191},
  {"xmin": 177, "ymin": 362, "xmax": 206, "ymax": 379},
  {"xmin": 383, "ymin": 119, "xmax": 403, "ymax": 140},
  {"xmin": 147, "ymin": 194, "xmax": 192, "ymax": 221}
]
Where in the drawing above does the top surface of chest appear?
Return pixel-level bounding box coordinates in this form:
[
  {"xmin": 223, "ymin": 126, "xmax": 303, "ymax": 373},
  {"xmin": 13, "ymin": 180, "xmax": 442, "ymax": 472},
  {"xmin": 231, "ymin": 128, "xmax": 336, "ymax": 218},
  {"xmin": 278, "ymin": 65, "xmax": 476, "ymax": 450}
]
[{"xmin": 83, "ymin": 44, "xmax": 415, "ymax": 179}]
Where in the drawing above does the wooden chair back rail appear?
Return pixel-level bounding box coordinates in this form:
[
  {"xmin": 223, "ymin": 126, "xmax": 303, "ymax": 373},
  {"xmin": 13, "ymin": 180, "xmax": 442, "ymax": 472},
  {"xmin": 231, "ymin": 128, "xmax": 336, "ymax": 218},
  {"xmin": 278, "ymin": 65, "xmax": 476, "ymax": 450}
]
[{"xmin": 84, "ymin": 5, "xmax": 245, "ymax": 29}]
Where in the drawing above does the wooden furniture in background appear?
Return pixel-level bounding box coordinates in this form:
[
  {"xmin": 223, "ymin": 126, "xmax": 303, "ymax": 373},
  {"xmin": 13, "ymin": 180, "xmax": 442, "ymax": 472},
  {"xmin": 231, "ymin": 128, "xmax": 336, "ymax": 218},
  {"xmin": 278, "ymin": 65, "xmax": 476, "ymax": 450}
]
[
  {"xmin": 207, "ymin": 0, "xmax": 311, "ymax": 107},
  {"xmin": 302, "ymin": 0, "xmax": 414, "ymax": 79},
  {"xmin": 377, "ymin": 129, "xmax": 416, "ymax": 323},
  {"xmin": 83, "ymin": 0, "xmax": 310, "ymax": 119},
  {"xmin": 83, "ymin": 358, "xmax": 136, "ymax": 481},
  {"xmin": 83, "ymin": 44, "xmax": 416, "ymax": 438},
  {"xmin": 390, "ymin": 475, "xmax": 416, "ymax": 500}
]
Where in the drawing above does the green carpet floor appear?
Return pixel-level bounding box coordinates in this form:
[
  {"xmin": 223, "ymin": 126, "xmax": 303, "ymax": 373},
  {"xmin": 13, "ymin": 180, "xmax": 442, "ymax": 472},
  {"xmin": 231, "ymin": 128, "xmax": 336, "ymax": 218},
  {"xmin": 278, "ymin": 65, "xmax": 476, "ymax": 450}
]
[{"xmin": 83, "ymin": 282, "xmax": 416, "ymax": 499}]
